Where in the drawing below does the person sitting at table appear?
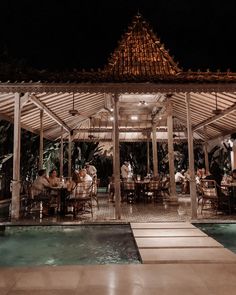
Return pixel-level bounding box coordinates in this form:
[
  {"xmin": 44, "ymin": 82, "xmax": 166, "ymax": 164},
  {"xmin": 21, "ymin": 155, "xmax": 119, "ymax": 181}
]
[
  {"xmin": 48, "ymin": 169, "xmax": 60, "ymax": 187},
  {"xmin": 68, "ymin": 169, "xmax": 93, "ymax": 198},
  {"xmin": 175, "ymin": 169, "xmax": 185, "ymax": 193},
  {"xmin": 85, "ymin": 162, "xmax": 97, "ymax": 179},
  {"xmin": 32, "ymin": 169, "xmax": 50, "ymax": 197},
  {"xmin": 31, "ymin": 169, "xmax": 50, "ymax": 215},
  {"xmin": 232, "ymin": 169, "xmax": 236, "ymax": 183},
  {"xmin": 67, "ymin": 169, "xmax": 93, "ymax": 215}
]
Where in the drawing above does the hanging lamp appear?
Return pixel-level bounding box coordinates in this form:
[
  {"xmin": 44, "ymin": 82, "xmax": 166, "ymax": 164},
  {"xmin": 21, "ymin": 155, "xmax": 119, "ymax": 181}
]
[
  {"xmin": 212, "ymin": 92, "xmax": 222, "ymax": 115},
  {"xmin": 69, "ymin": 93, "xmax": 79, "ymax": 116}
]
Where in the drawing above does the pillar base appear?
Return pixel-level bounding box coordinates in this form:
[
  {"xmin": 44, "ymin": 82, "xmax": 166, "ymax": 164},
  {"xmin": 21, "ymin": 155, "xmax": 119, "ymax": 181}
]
[{"xmin": 167, "ymin": 194, "xmax": 179, "ymax": 205}]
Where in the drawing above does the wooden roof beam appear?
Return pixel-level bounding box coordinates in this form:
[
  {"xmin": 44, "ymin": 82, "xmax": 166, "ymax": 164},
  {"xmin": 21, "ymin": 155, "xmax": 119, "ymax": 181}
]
[
  {"xmin": 193, "ymin": 103, "xmax": 236, "ymax": 131},
  {"xmin": 29, "ymin": 94, "xmax": 71, "ymax": 132},
  {"xmin": 74, "ymin": 127, "xmax": 171, "ymax": 133}
]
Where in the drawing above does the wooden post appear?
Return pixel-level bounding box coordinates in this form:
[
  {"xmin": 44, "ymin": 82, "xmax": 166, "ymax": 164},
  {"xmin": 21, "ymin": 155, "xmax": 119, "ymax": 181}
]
[
  {"xmin": 39, "ymin": 109, "xmax": 44, "ymax": 169},
  {"xmin": 231, "ymin": 142, "xmax": 236, "ymax": 170},
  {"xmin": 203, "ymin": 126, "xmax": 209, "ymax": 174},
  {"xmin": 11, "ymin": 93, "xmax": 21, "ymax": 220},
  {"xmin": 185, "ymin": 93, "xmax": 198, "ymax": 219},
  {"xmin": 60, "ymin": 126, "xmax": 64, "ymax": 177},
  {"xmin": 68, "ymin": 132, "xmax": 72, "ymax": 178},
  {"xmin": 147, "ymin": 132, "xmax": 150, "ymax": 175},
  {"xmin": 152, "ymin": 122, "xmax": 158, "ymax": 177},
  {"xmin": 113, "ymin": 93, "xmax": 121, "ymax": 219},
  {"xmin": 167, "ymin": 102, "xmax": 177, "ymax": 201}
]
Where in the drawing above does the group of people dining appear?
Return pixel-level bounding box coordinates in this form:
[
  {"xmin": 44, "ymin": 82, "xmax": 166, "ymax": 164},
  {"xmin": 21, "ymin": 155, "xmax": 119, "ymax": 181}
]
[
  {"xmin": 174, "ymin": 165, "xmax": 236, "ymax": 195},
  {"xmin": 30, "ymin": 162, "xmax": 97, "ymax": 216}
]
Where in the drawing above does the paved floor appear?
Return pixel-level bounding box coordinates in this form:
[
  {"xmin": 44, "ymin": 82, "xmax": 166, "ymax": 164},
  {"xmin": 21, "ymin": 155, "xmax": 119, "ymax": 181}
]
[
  {"xmin": 1, "ymin": 192, "xmax": 236, "ymax": 224},
  {"xmin": 1, "ymin": 262, "xmax": 236, "ymax": 294}
]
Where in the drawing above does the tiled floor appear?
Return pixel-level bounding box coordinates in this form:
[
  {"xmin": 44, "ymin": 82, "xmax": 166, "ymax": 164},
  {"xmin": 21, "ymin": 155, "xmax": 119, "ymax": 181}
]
[{"xmin": 1, "ymin": 192, "xmax": 236, "ymax": 223}]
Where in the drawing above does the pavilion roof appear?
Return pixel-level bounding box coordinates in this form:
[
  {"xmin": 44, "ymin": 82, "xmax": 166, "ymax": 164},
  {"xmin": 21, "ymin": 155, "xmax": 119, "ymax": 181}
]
[
  {"xmin": 0, "ymin": 15, "xmax": 236, "ymax": 143},
  {"xmin": 104, "ymin": 14, "xmax": 181, "ymax": 78}
]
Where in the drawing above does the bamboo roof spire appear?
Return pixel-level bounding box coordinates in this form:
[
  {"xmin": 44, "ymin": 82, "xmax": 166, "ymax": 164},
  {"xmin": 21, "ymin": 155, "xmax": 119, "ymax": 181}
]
[{"xmin": 104, "ymin": 13, "xmax": 181, "ymax": 77}]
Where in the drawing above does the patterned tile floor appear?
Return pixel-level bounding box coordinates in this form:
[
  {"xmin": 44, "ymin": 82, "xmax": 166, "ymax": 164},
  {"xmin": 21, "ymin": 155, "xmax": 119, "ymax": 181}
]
[{"xmin": 1, "ymin": 191, "xmax": 235, "ymax": 224}]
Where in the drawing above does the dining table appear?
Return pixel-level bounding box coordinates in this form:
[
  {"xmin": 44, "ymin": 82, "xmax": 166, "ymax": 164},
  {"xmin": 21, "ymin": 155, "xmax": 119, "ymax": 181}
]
[
  {"xmin": 134, "ymin": 179, "xmax": 150, "ymax": 201},
  {"xmin": 48, "ymin": 185, "xmax": 69, "ymax": 216}
]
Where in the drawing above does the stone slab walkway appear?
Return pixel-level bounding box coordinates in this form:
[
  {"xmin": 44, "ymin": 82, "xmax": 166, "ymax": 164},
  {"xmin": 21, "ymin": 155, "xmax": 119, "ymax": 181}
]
[{"xmin": 131, "ymin": 222, "xmax": 236, "ymax": 264}]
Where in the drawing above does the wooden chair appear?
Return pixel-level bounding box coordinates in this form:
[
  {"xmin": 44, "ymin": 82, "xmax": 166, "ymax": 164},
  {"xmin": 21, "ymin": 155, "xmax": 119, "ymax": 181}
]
[
  {"xmin": 123, "ymin": 181, "xmax": 136, "ymax": 203},
  {"xmin": 145, "ymin": 180, "xmax": 162, "ymax": 202},
  {"xmin": 91, "ymin": 178, "xmax": 99, "ymax": 209},
  {"xmin": 200, "ymin": 179, "xmax": 231, "ymax": 214},
  {"xmin": 66, "ymin": 181, "xmax": 93, "ymax": 218}
]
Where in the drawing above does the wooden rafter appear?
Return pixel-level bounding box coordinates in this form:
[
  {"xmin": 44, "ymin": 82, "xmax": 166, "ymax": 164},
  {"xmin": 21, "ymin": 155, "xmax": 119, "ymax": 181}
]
[
  {"xmin": 30, "ymin": 94, "xmax": 71, "ymax": 132},
  {"xmin": 193, "ymin": 103, "xmax": 236, "ymax": 131}
]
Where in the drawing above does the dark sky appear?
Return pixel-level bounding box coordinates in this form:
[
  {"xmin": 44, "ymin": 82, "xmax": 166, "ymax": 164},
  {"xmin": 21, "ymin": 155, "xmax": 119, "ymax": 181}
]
[{"xmin": 1, "ymin": 0, "xmax": 236, "ymax": 71}]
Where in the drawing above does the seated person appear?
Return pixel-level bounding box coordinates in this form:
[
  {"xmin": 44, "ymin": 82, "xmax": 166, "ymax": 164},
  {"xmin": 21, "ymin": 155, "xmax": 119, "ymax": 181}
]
[
  {"xmin": 48, "ymin": 169, "xmax": 60, "ymax": 187},
  {"xmin": 32, "ymin": 169, "xmax": 50, "ymax": 197},
  {"xmin": 68, "ymin": 169, "xmax": 93, "ymax": 199},
  {"xmin": 175, "ymin": 170, "xmax": 185, "ymax": 193},
  {"xmin": 85, "ymin": 162, "xmax": 97, "ymax": 179},
  {"xmin": 232, "ymin": 169, "xmax": 236, "ymax": 183}
]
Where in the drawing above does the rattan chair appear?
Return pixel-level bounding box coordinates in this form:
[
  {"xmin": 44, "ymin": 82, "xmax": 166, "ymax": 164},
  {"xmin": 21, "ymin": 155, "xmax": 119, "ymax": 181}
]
[{"xmin": 67, "ymin": 181, "xmax": 93, "ymax": 218}]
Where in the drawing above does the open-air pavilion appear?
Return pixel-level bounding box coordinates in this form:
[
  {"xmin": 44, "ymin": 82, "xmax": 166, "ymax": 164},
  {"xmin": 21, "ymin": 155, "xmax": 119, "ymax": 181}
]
[{"xmin": 1, "ymin": 14, "xmax": 236, "ymax": 221}]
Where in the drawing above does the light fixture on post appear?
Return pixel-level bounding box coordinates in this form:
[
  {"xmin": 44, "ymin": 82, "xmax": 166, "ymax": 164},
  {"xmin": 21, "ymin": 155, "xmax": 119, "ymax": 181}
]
[
  {"xmin": 212, "ymin": 92, "xmax": 222, "ymax": 115},
  {"xmin": 69, "ymin": 93, "xmax": 79, "ymax": 116},
  {"xmin": 88, "ymin": 117, "xmax": 95, "ymax": 140}
]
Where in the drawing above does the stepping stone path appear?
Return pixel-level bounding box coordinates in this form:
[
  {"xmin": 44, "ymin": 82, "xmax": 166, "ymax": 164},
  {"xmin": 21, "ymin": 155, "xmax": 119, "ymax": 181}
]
[{"xmin": 131, "ymin": 222, "xmax": 236, "ymax": 264}]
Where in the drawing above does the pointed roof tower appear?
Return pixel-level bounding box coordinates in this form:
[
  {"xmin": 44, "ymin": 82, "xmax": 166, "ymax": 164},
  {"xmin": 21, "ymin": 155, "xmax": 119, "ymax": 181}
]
[{"xmin": 104, "ymin": 14, "xmax": 181, "ymax": 78}]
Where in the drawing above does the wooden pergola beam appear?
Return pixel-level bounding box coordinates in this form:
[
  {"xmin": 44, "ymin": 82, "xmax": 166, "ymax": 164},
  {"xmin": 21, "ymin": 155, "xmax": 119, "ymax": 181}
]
[
  {"xmin": 30, "ymin": 94, "xmax": 71, "ymax": 132},
  {"xmin": 193, "ymin": 103, "xmax": 236, "ymax": 131},
  {"xmin": 74, "ymin": 127, "xmax": 176, "ymax": 133}
]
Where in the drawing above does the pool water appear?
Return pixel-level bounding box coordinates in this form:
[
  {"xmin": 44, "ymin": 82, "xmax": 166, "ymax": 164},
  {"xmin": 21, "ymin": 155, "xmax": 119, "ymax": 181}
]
[
  {"xmin": 0, "ymin": 225, "xmax": 141, "ymax": 267},
  {"xmin": 195, "ymin": 223, "xmax": 236, "ymax": 253}
]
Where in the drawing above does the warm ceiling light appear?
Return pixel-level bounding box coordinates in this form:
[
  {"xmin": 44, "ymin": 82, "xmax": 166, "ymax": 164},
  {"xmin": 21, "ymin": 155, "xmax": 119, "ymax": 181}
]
[
  {"xmin": 110, "ymin": 116, "xmax": 114, "ymax": 121},
  {"xmin": 110, "ymin": 108, "xmax": 114, "ymax": 112},
  {"xmin": 131, "ymin": 115, "xmax": 138, "ymax": 120},
  {"xmin": 138, "ymin": 100, "xmax": 147, "ymax": 106}
]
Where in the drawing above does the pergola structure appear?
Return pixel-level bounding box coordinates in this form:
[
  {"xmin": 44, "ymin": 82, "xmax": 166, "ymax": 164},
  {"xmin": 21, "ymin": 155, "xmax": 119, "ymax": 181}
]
[{"xmin": 1, "ymin": 14, "xmax": 236, "ymax": 220}]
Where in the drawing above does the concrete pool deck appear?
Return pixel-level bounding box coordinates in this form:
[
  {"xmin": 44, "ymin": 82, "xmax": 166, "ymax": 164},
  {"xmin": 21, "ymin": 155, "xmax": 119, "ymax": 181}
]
[
  {"xmin": 0, "ymin": 222, "xmax": 236, "ymax": 294},
  {"xmin": 1, "ymin": 263, "xmax": 236, "ymax": 294}
]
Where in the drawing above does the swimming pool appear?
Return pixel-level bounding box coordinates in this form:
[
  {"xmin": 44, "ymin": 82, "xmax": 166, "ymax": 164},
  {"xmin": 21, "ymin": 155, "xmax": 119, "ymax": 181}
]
[
  {"xmin": 195, "ymin": 223, "xmax": 236, "ymax": 253},
  {"xmin": 0, "ymin": 225, "xmax": 141, "ymax": 267}
]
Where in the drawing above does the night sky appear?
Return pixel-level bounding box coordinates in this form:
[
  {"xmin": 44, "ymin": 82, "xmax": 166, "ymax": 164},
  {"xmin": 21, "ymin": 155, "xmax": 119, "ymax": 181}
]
[{"xmin": 1, "ymin": 0, "xmax": 236, "ymax": 72}]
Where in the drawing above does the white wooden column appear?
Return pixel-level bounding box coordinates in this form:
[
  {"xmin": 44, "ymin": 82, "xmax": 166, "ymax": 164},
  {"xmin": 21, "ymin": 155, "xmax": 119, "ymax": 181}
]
[
  {"xmin": 185, "ymin": 93, "xmax": 198, "ymax": 219},
  {"xmin": 203, "ymin": 126, "xmax": 209, "ymax": 174},
  {"xmin": 39, "ymin": 109, "xmax": 44, "ymax": 169},
  {"xmin": 68, "ymin": 132, "xmax": 72, "ymax": 178},
  {"xmin": 60, "ymin": 126, "xmax": 64, "ymax": 177},
  {"xmin": 152, "ymin": 122, "xmax": 158, "ymax": 177},
  {"xmin": 167, "ymin": 102, "xmax": 177, "ymax": 201},
  {"xmin": 231, "ymin": 142, "xmax": 236, "ymax": 170},
  {"xmin": 147, "ymin": 132, "xmax": 150, "ymax": 175},
  {"xmin": 113, "ymin": 93, "xmax": 121, "ymax": 219},
  {"xmin": 11, "ymin": 93, "xmax": 21, "ymax": 220}
]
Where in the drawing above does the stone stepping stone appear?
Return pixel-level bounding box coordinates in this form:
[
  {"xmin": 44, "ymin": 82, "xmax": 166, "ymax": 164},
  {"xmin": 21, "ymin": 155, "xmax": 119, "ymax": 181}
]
[
  {"xmin": 131, "ymin": 222, "xmax": 195, "ymax": 229},
  {"xmin": 139, "ymin": 248, "xmax": 236, "ymax": 264},
  {"xmin": 135, "ymin": 236, "xmax": 223, "ymax": 248},
  {"xmin": 133, "ymin": 228, "xmax": 207, "ymax": 237}
]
